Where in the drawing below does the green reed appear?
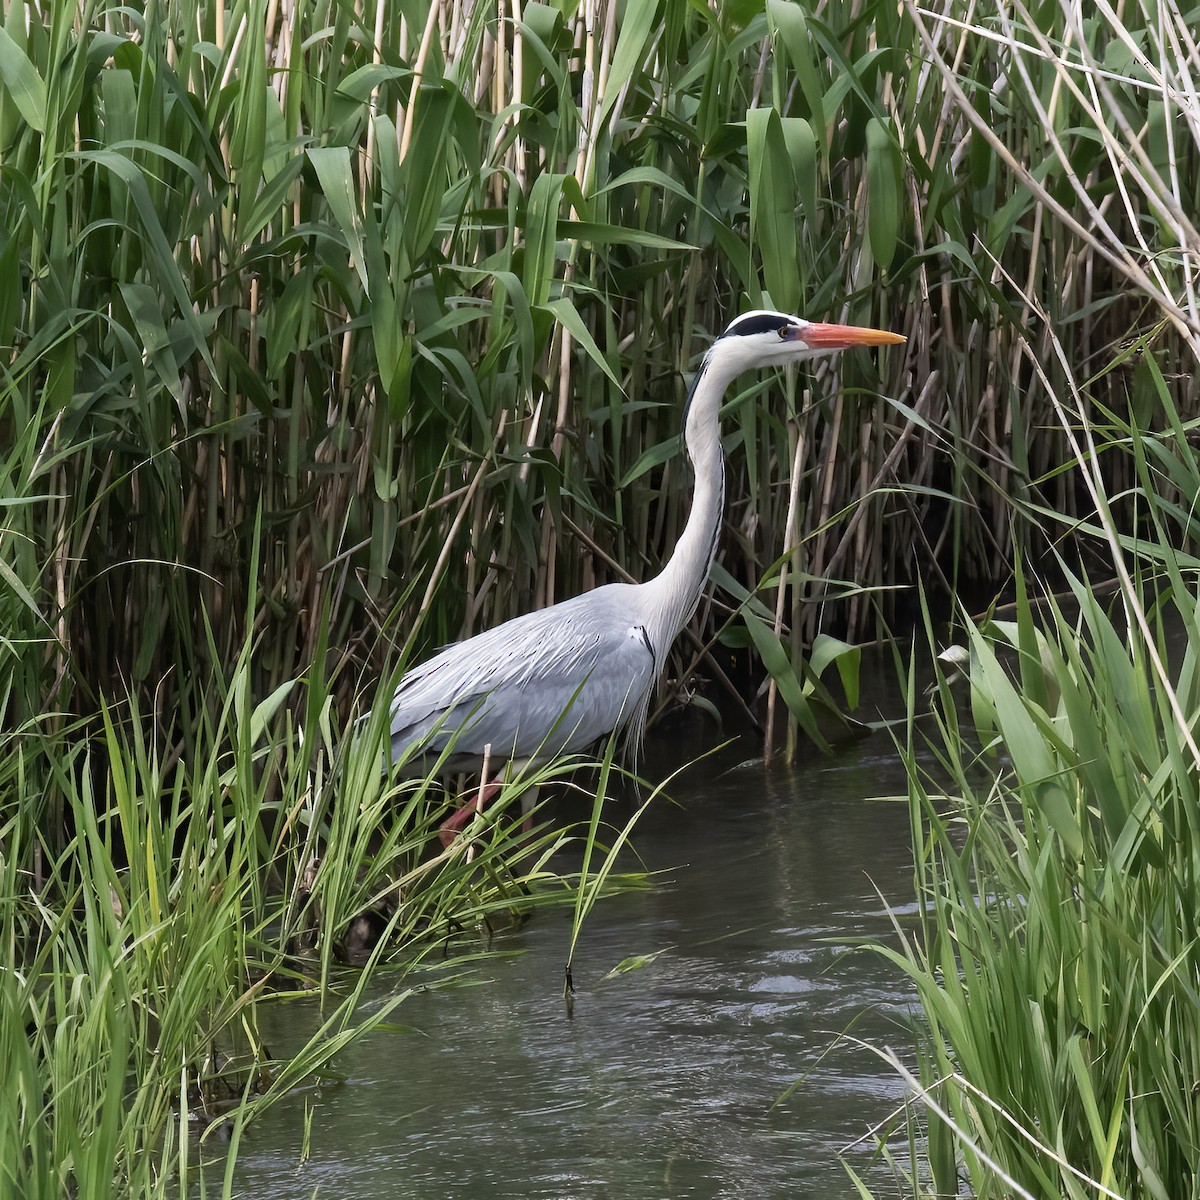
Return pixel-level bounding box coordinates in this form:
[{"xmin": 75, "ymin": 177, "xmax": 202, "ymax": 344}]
[
  {"xmin": 840, "ymin": 5, "xmax": 1200, "ymax": 1187},
  {"xmin": 5, "ymin": 0, "xmax": 1195, "ymax": 760},
  {"xmin": 879, "ymin": 545, "xmax": 1200, "ymax": 1197},
  {"xmin": 865, "ymin": 220, "xmax": 1200, "ymax": 1200}
]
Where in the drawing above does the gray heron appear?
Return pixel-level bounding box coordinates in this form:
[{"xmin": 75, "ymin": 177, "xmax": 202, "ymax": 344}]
[{"xmin": 383, "ymin": 309, "xmax": 905, "ymax": 842}]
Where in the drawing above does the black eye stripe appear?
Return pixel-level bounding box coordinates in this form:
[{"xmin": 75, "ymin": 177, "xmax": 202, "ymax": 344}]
[{"xmin": 724, "ymin": 313, "xmax": 791, "ymax": 338}]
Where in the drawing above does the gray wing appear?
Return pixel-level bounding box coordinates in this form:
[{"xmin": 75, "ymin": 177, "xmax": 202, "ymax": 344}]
[{"xmin": 386, "ymin": 584, "xmax": 658, "ymax": 770}]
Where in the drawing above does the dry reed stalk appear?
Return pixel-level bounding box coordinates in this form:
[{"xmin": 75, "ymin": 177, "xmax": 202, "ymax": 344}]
[
  {"xmin": 401, "ymin": 6, "xmax": 450, "ymax": 165},
  {"xmin": 906, "ymin": 0, "xmax": 1200, "ymax": 349},
  {"xmin": 418, "ymin": 411, "xmax": 509, "ymax": 623}
]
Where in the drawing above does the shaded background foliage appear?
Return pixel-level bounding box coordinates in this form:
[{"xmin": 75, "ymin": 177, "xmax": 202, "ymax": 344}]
[{"xmin": 2, "ymin": 0, "xmax": 1197, "ymax": 739}]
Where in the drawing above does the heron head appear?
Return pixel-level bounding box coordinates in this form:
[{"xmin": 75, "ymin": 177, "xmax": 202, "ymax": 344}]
[{"xmin": 715, "ymin": 308, "xmax": 905, "ymax": 368}]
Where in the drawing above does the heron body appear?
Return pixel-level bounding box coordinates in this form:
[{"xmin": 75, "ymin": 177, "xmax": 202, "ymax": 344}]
[
  {"xmin": 385, "ymin": 583, "xmax": 658, "ymax": 771},
  {"xmin": 386, "ymin": 310, "xmax": 904, "ymax": 777}
]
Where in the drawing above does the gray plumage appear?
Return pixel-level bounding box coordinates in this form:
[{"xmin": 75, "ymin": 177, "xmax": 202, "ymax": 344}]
[
  {"xmin": 386, "ymin": 584, "xmax": 657, "ymax": 771},
  {"xmin": 384, "ymin": 309, "xmax": 904, "ymax": 774}
]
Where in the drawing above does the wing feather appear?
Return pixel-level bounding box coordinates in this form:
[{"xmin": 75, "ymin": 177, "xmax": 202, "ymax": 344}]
[{"xmin": 387, "ymin": 584, "xmax": 657, "ymax": 767}]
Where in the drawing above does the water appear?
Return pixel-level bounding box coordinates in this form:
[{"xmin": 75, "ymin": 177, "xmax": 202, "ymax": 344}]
[{"xmin": 227, "ymin": 716, "xmax": 919, "ymax": 1199}]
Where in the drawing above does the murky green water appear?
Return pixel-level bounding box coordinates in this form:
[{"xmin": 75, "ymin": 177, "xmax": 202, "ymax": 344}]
[{"xmin": 224, "ymin": 712, "xmax": 919, "ymax": 1199}]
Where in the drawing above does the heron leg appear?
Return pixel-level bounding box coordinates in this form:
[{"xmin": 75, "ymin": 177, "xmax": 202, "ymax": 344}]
[
  {"xmin": 437, "ymin": 759, "xmax": 537, "ymax": 851},
  {"xmin": 437, "ymin": 779, "xmax": 503, "ymax": 849}
]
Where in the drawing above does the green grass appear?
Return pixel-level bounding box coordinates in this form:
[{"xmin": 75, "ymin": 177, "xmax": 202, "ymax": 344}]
[
  {"xmin": 877, "ymin": 552, "xmax": 1200, "ymax": 1198},
  {"xmin": 0, "ymin": 613, "xmax": 646, "ymax": 1198}
]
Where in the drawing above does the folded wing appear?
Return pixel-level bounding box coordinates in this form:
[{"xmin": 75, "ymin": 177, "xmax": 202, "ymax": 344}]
[{"xmin": 387, "ymin": 584, "xmax": 658, "ymax": 770}]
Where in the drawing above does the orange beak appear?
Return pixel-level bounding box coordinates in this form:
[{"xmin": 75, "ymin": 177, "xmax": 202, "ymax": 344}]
[{"xmin": 796, "ymin": 322, "xmax": 906, "ymax": 349}]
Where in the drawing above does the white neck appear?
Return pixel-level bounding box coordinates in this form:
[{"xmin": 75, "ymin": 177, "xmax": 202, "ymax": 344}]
[{"xmin": 641, "ymin": 349, "xmax": 741, "ymax": 648}]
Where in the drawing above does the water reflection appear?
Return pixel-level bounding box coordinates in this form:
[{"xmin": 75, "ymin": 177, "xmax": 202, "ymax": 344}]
[{"xmin": 228, "ymin": 722, "xmax": 918, "ymax": 1199}]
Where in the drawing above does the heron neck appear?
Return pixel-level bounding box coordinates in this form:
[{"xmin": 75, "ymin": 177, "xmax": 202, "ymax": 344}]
[{"xmin": 644, "ymin": 353, "xmax": 733, "ymax": 644}]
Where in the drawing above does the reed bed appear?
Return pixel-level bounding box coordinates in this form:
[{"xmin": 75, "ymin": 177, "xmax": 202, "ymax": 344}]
[
  {"xmin": 4, "ymin": 0, "xmax": 1200, "ymax": 1193},
  {"xmin": 4, "ymin": 0, "xmax": 1195, "ymax": 744},
  {"xmin": 854, "ymin": 2, "xmax": 1200, "ymax": 1191},
  {"xmin": 882, "ymin": 511, "xmax": 1200, "ymax": 1194}
]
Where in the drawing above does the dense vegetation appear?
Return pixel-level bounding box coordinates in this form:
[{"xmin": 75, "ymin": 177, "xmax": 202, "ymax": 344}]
[
  {"xmin": 2, "ymin": 0, "xmax": 1199, "ymax": 1194},
  {"xmin": 858, "ymin": 5, "xmax": 1200, "ymax": 1197}
]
